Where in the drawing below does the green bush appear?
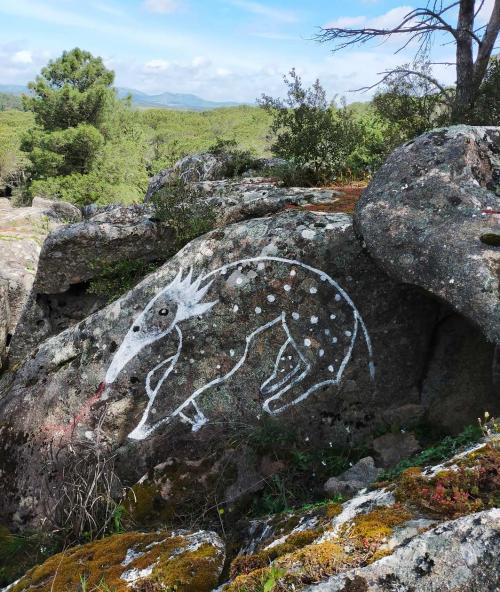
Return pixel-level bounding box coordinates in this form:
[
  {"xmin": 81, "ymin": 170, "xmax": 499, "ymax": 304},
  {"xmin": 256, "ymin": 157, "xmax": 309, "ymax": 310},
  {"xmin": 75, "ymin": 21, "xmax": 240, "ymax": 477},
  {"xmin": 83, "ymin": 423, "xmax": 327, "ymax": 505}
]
[
  {"xmin": 207, "ymin": 137, "xmax": 256, "ymax": 177},
  {"xmin": 150, "ymin": 177, "xmax": 215, "ymax": 244},
  {"xmin": 259, "ymin": 69, "xmax": 363, "ymax": 185}
]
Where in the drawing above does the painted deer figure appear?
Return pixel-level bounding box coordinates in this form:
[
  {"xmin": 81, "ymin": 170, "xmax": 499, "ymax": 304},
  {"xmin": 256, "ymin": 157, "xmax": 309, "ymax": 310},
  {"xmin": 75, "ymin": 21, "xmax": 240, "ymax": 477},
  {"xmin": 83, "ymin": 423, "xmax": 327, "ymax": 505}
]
[{"xmin": 105, "ymin": 257, "xmax": 374, "ymax": 441}]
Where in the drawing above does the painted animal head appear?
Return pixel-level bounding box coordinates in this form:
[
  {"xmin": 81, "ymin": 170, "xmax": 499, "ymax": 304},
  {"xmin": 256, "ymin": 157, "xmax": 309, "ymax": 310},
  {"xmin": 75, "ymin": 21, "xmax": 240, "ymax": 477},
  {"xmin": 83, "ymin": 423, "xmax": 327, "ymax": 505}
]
[{"xmin": 105, "ymin": 268, "xmax": 217, "ymax": 385}]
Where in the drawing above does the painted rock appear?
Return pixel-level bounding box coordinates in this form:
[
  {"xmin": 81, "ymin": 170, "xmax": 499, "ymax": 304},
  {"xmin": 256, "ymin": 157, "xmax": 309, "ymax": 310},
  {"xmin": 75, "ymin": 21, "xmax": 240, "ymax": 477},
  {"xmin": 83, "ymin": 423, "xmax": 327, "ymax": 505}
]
[{"xmin": 0, "ymin": 210, "xmax": 492, "ymax": 528}]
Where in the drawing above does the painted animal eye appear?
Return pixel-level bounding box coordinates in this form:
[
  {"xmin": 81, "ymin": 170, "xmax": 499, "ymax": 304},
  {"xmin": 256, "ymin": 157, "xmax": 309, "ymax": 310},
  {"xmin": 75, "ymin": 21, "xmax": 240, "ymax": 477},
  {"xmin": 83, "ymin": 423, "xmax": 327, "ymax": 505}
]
[{"xmin": 159, "ymin": 308, "xmax": 169, "ymax": 316}]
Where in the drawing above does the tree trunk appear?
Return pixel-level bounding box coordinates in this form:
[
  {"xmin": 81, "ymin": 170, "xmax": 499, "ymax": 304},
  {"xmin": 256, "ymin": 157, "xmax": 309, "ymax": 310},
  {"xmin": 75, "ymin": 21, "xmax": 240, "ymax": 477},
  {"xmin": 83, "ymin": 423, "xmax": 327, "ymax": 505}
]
[{"xmin": 453, "ymin": 0, "xmax": 476, "ymax": 120}]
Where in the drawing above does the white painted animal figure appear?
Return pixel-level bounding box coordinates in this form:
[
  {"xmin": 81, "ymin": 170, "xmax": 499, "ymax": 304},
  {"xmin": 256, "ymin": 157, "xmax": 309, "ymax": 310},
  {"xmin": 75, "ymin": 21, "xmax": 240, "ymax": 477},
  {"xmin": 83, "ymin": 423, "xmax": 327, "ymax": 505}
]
[{"xmin": 105, "ymin": 257, "xmax": 374, "ymax": 440}]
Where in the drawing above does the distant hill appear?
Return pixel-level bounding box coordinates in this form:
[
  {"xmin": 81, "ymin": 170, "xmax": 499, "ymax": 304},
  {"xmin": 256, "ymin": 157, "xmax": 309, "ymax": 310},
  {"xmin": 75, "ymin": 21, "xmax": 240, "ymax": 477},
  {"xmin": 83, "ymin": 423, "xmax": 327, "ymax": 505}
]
[
  {"xmin": 116, "ymin": 88, "xmax": 241, "ymax": 110},
  {"xmin": 0, "ymin": 84, "xmax": 240, "ymax": 111}
]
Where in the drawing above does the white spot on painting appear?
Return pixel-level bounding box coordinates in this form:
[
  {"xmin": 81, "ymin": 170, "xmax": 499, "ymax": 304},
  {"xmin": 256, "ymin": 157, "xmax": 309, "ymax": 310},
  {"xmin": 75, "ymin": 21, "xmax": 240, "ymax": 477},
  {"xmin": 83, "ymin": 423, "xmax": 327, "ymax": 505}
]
[
  {"xmin": 267, "ymin": 295, "xmax": 276, "ymax": 303},
  {"xmin": 284, "ymin": 285, "xmax": 291, "ymax": 292},
  {"xmin": 301, "ymin": 229, "xmax": 316, "ymax": 240},
  {"xmin": 304, "ymin": 338, "xmax": 312, "ymax": 347},
  {"xmin": 319, "ymin": 349, "xmax": 325, "ymax": 357},
  {"xmin": 292, "ymin": 312, "xmax": 300, "ymax": 320},
  {"xmin": 233, "ymin": 305, "xmax": 239, "ymax": 313},
  {"xmin": 255, "ymin": 307, "xmax": 262, "ymax": 314},
  {"xmin": 310, "ymin": 287, "xmax": 318, "ymax": 294},
  {"xmin": 310, "ymin": 316, "xmax": 318, "ymax": 324}
]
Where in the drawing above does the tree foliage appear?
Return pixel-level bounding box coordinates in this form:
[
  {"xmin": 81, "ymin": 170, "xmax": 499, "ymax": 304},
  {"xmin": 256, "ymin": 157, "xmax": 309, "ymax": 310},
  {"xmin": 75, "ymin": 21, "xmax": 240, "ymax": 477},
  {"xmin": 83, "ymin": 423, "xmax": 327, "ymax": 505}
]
[
  {"xmin": 21, "ymin": 48, "xmax": 147, "ymax": 205},
  {"xmin": 259, "ymin": 69, "xmax": 362, "ymax": 184}
]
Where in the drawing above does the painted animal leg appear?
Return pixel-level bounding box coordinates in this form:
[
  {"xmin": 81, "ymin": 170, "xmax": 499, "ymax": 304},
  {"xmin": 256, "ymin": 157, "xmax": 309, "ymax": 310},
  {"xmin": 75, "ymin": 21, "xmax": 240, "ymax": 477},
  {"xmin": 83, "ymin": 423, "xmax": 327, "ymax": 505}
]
[
  {"xmin": 177, "ymin": 399, "xmax": 208, "ymax": 432},
  {"xmin": 260, "ymin": 337, "xmax": 309, "ymax": 397}
]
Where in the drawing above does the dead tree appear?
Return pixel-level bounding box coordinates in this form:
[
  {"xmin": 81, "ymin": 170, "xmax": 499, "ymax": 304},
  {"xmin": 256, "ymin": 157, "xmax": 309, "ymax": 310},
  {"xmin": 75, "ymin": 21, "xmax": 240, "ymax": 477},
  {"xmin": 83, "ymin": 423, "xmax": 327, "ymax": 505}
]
[{"xmin": 318, "ymin": 0, "xmax": 500, "ymax": 120}]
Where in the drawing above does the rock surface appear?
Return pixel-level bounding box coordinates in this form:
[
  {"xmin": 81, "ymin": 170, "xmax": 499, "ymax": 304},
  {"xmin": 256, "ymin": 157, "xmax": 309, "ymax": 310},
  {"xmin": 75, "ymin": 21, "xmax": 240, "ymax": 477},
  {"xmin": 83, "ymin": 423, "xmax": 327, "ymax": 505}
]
[
  {"xmin": 0, "ymin": 198, "xmax": 74, "ymax": 368},
  {"xmin": 372, "ymin": 432, "xmax": 421, "ymax": 468},
  {"xmin": 6, "ymin": 180, "xmax": 342, "ymax": 366},
  {"xmin": 7, "ymin": 529, "xmax": 225, "ymax": 592},
  {"xmin": 324, "ymin": 456, "xmax": 382, "ymax": 497},
  {"xmin": 222, "ymin": 441, "xmax": 499, "ymax": 592},
  {"xmin": 355, "ymin": 126, "xmax": 500, "ymax": 344},
  {"xmin": 305, "ymin": 509, "xmax": 500, "ymax": 592},
  {"xmin": 0, "ymin": 210, "xmax": 446, "ymax": 526},
  {"xmin": 144, "ymin": 152, "xmax": 286, "ymax": 200}
]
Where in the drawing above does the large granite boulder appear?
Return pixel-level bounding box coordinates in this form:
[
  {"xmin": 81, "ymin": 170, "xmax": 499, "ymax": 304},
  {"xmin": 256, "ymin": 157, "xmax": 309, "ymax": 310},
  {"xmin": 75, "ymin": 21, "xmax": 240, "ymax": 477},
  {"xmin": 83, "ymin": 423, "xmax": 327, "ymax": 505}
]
[
  {"xmin": 306, "ymin": 510, "xmax": 500, "ymax": 592},
  {"xmin": 0, "ymin": 209, "xmax": 448, "ymax": 527},
  {"xmin": 0, "ymin": 198, "xmax": 78, "ymax": 369},
  {"xmin": 355, "ymin": 126, "xmax": 500, "ymax": 344},
  {"xmin": 8, "ymin": 529, "xmax": 225, "ymax": 592},
  {"xmin": 6, "ymin": 181, "xmax": 342, "ymax": 367}
]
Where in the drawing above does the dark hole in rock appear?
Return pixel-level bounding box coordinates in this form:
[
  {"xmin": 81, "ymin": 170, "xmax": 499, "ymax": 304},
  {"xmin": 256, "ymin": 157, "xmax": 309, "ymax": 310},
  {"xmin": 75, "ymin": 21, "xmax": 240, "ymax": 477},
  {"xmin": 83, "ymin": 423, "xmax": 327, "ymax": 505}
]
[
  {"xmin": 130, "ymin": 376, "xmax": 139, "ymax": 384},
  {"xmin": 480, "ymin": 233, "xmax": 500, "ymax": 247},
  {"xmin": 110, "ymin": 341, "xmax": 118, "ymax": 353},
  {"xmin": 133, "ymin": 326, "xmax": 140, "ymax": 332},
  {"xmin": 6, "ymin": 333, "xmax": 12, "ymax": 347}
]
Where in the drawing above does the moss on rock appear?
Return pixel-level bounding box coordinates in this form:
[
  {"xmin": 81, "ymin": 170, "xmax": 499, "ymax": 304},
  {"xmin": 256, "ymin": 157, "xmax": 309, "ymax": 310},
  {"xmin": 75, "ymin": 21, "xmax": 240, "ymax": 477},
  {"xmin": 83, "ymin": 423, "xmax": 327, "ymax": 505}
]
[{"xmin": 10, "ymin": 529, "xmax": 225, "ymax": 592}]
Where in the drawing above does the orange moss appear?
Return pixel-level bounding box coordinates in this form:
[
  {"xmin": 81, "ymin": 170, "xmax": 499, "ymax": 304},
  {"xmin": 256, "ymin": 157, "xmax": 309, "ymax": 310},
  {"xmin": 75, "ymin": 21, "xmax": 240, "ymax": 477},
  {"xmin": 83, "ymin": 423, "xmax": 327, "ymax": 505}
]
[
  {"xmin": 395, "ymin": 445, "xmax": 500, "ymax": 518},
  {"xmin": 10, "ymin": 531, "xmax": 223, "ymax": 592}
]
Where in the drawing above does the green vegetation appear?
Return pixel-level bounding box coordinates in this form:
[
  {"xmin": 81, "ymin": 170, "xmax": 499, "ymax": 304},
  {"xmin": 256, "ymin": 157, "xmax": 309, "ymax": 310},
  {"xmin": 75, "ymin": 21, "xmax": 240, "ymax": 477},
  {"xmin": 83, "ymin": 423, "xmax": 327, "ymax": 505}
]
[
  {"xmin": 0, "ymin": 110, "xmax": 33, "ymax": 198},
  {"xmin": 88, "ymin": 179, "xmax": 215, "ymax": 302},
  {"xmin": 0, "ymin": 92, "xmax": 22, "ymax": 111},
  {"xmin": 141, "ymin": 106, "xmax": 271, "ymax": 174},
  {"xmin": 20, "ymin": 48, "xmax": 147, "ymax": 206},
  {"xmin": 1, "ymin": 49, "xmax": 499, "ymax": 206},
  {"xmin": 259, "ymin": 70, "xmax": 364, "ymax": 184},
  {"xmin": 378, "ymin": 424, "xmax": 483, "ymax": 482}
]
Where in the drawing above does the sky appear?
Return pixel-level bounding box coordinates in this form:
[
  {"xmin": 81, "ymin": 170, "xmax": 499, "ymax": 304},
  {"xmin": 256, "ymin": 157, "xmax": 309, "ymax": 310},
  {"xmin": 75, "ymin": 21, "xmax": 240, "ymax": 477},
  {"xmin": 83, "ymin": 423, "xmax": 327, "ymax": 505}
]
[{"xmin": 0, "ymin": 0, "xmax": 496, "ymax": 103}]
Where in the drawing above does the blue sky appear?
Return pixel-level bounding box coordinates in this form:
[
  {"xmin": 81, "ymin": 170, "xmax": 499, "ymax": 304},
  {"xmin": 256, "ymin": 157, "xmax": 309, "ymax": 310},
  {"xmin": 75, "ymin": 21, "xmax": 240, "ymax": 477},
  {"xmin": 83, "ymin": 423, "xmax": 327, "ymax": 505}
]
[{"xmin": 0, "ymin": 0, "xmax": 494, "ymax": 102}]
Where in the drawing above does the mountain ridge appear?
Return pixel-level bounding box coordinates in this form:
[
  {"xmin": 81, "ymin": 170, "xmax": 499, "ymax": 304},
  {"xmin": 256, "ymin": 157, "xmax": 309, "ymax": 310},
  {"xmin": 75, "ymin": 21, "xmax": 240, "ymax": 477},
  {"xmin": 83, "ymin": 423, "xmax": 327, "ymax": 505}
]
[{"xmin": 0, "ymin": 84, "xmax": 242, "ymax": 111}]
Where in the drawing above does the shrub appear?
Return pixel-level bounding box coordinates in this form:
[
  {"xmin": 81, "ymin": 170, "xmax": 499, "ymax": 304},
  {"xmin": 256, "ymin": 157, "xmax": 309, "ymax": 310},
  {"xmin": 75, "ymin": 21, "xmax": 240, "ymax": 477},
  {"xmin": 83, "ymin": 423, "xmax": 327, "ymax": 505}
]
[
  {"xmin": 150, "ymin": 177, "xmax": 215, "ymax": 245},
  {"xmin": 207, "ymin": 137, "xmax": 256, "ymax": 177},
  {"xmin": 259, "ymin": 69, "xmax": 362, "ymax": 185}
]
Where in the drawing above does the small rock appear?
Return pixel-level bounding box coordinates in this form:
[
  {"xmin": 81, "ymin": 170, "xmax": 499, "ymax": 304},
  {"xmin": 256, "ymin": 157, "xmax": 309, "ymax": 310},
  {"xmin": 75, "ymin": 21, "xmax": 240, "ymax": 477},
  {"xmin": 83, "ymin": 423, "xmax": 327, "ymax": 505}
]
[
  {"xmin": 372, "ymin": 432, "xmax": 421, "ymax": 468},
  {"xmin": 324, "ymin": 457, "xmax": 382, "ymax": 497}
]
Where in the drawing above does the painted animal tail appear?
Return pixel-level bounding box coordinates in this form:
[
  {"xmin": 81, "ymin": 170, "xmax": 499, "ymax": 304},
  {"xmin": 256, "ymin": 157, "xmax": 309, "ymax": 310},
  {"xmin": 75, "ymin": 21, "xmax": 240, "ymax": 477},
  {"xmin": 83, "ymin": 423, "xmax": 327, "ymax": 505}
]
[{"xmin": 356, "ymin": 311, "xmax": 375, "ymax": 380}]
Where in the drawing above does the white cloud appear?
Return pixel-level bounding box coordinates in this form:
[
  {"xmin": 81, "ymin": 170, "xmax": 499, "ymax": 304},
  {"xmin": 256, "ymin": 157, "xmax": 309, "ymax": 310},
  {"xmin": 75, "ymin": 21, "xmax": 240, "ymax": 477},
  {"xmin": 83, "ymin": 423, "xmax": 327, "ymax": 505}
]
[
  {"xmin": 143, "ymin": 0, "xmax": 180, "ymax": 13},
  {"xmin": 144, "ymin": 59, "xmax": 170, "ymax": 71},
  {"xmin": 12, "ymin": 50, "xmax": 32, "ymax": 64},
  {"xmin": 228, "ymin": 0, "xmax": 298, "ymax": 23},
  {"xmin": 326, "ymin": 6, "xmax": 413, "ymax": 30}
]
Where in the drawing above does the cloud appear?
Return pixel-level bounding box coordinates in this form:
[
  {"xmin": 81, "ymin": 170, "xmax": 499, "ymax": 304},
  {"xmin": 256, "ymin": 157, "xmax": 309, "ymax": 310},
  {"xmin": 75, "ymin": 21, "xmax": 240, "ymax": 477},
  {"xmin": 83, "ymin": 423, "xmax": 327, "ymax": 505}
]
[
  {"xmin": 228, "ymin": 0, "xmax": 299, "ymax": 24},
  {"xmin": 144, "ymin": 59, "xmax": 170, "ymax": 71},
  {"xmin": 0, "ymin": 0, "xmax": 197, "ymax": 52},
  {"xmin": 12, "ymin": 50, "xmax": 32, "ymax": 64},
  {"xmin": 326, "ymin": 6, "xmax": 413, "ymax": 30},
  {"xmin": 143, "ymin": 0, "xmax": 180, "ymax": 13}
]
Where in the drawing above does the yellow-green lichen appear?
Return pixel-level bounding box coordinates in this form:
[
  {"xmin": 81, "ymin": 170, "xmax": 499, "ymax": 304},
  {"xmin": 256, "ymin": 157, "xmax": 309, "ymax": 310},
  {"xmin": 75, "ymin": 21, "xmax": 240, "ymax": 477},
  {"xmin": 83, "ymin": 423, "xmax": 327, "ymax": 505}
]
[
  {"xmin": 10, "ymin": 531, "xmax": 224, "ymax": 592},
  {"xmin": 225, "ymin": 504, "xmax": 412, "ymax": 592}
]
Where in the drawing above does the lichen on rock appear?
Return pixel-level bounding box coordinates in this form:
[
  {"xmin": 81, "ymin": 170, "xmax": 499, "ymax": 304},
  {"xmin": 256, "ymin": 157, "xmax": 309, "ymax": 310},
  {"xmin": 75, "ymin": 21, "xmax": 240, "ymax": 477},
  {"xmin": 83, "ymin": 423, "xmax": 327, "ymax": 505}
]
[{"xmin": 8, "ymin": 529, "xmax": 225, "ymax": 592}]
